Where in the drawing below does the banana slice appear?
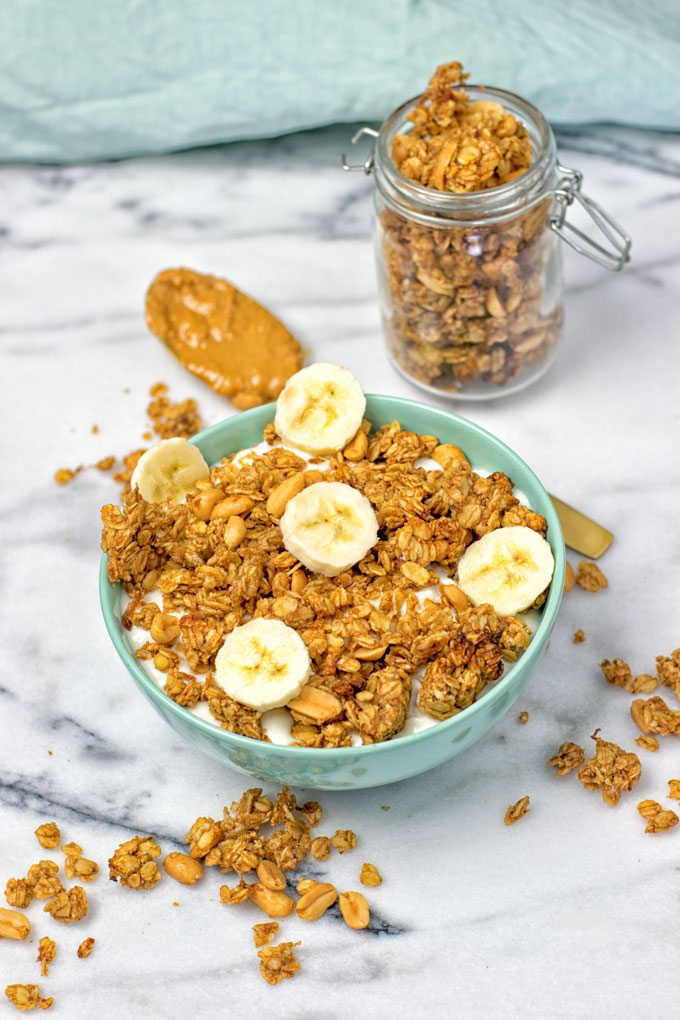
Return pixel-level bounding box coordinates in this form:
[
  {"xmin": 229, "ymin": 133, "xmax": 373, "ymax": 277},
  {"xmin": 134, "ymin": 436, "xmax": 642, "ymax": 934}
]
[
  {"xmin": 456, "ymin": 525, "xmax": 554, "ymax": 616},
  {"xmin": 130, "ymin": 437, "xmax": 210, "ymax": 503},
  {"xmin": 280, "ymin": 481, "xmax": 378, "ymax": 576},
  {"xmin": 213, "ymin": 618, "xmax": 310, "ymax": 711},
  {"xmin": 274, "ymin": 363, "xmax": 366, "ymax": 454}
]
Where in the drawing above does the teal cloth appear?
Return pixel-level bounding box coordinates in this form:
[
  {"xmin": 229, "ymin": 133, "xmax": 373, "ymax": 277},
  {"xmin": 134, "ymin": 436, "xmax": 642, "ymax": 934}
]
[{"xmin": 1, "ymin": 0, "xmax": 679, "ymax": 163}]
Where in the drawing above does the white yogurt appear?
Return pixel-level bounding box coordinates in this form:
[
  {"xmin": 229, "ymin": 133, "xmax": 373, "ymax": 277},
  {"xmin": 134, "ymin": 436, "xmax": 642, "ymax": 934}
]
[{"xmin": 125, "ymin": 440, "xmax": 545, "ymax": 745}]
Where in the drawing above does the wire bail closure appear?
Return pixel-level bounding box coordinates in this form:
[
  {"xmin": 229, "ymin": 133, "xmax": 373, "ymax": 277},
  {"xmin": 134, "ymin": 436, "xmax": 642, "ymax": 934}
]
[
  {"xmin": 341, "ymin": 127, "xmax": 378, "ymax": 174},
  {"xmin": 549, "ymin": 162, "xmax": 631, "ymax": 271}
]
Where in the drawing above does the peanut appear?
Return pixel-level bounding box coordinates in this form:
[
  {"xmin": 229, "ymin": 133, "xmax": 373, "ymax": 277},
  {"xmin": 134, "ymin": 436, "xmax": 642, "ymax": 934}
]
[
  {"xmin": 223, "ymin": 515, "xmax": 247, "ymax": 549},
  {"xmin": 190, "ymin": 486, "xmax": 225, "ymax": 521},
  {"xmin": 290, "ymin": 569, "xmax": 307, "ymax": 594},
  {"xmin": 296, "ymin": 878, "xmax": 317, "ymax": 895},
  {"xmin": 338, "ymin": 891, "xmax": 370, "ymax": 930},
  {"xmin": 564, "ymin": 561, "xmax": 575, "ymax": 593},
  {"xmin": 342, "ymin": 429, "xmax": 368, "ymax": 462},
  {"xmin": 303, "ymin": 469, "xmax": 325, "ymax": 486},
  {"xmin": 441, "ymin": 584, "xmax": 470, "ymax": 613},
  {"xmin": 150, "ymin": 613, "xmax": 180, "ymax": 645},
  {"xmin": 257, "ymin": 860, "xmax": 287, "ymax": 892},
  {"xmin": 401, "ymin": 561, "xmax": 430, "ymax": 586},
  {"xmin": 248, "ymin": 884, "xmax": 295, "ymax": 918},
  {"xmin": 296, "ymin": 882, "xmax": 337, "ymax": 921},
  {"xmin": 354, "ymin": 644, "xmax": 388, "ymax": 662},
  {"xmin": 485, "ymin": 286, "xmax": 506, "ymax": 317},
  {"xmin": 287, "ymin": 685, "xmax": 343, "ymax": 724},
  {"xmin": 266, "ymin": 473, "xmax": 305, "ymax": 517},
  {"xmin": 163, "ymin": 852, "xmax": 203, "ymax": 886},
  {"xmin": 0, "ymin": 907, "xmax": 30, "ymax": 940},
  {"xmin": 211, "ymin": 494, "xmax": 254, "ymax": 520},
  {"xmin": 432, "ymin": 444, "xmax": 470, "ymax": 470}
]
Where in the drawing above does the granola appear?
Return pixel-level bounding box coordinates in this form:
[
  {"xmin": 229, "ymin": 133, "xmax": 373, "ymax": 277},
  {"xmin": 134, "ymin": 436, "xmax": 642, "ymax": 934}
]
[
  {"xmin": 34, "ymin": 824, "xmax": 60, "ymax": 850},
  {"xmin": 600, "ymin": 658, "xmax": 632, "ymax": 689},
  {"xmin": 379, "ymin": 60, "xmax": 561, "ymax": 393},
  {"xmin": 253, "ymin": 922, "xmax": 279, "ymax": 947},
  {"xmin": 108, "ymin": 837, "xmax": 161, "ymax": 890},
  {"xmin": 102, "ymin": 416, "xmax": 550, "ymax": 747},
  {"xmin": 635, "ymin": 735, "xmax": 660, "ymax": 752},
  {"xmin": 637, "ymin": 800, "xmax": 679, "ymax": 833},
  {"xmin": 577, "ymin": 734, "xmax": 641, "ymax": 806},
  {"xmin": 76, "ymin": 937, "xmax": 96, "ymax": 959},
  {"xmin": 630, "ymin": 696, "xmax": 680, "ymax": 737},
  {"xmin": 360, "ymin": 863, "xmax": 382, "ymax": 887},
  {"xmin": 43, "ymin": 886, "xmax": 88, "ymax": 924},
  {"xmin": 257, "ymin": 941, "xmax": 301, "ymax": 986},
  {"xmin": 36, "ymin": 937, "xmax": 56, "ymax": 977},
  {"xmin": 4, "ymin": 985, "xmax": 53, "ymax": 1011},
  {"xmin": 548, "ymin": 742, "xmax": 585, "ymax": 776},
  {"xmin": 572, "ymin": 629, "xmax": 585, "ymax": 644},
  {"xmin": 504, "ymin": 796, "xmax": 530, "ymax": 825},
  {"xmin": 656, "ymin": 647, "xmax": 680, "ymax": 702},
  {"xmin": 575, "ymin": 561, "xmax": 608, "ymax": 592},
  {"xmin": 668, "ymin": 779, "xmax": 680, "ymax": 800}
]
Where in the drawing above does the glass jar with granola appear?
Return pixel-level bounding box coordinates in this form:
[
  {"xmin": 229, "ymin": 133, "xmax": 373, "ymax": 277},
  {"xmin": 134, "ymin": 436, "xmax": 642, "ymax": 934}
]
[{"xmin": 343, "ymin": 62, "xmax": 630, "ymax": 400}]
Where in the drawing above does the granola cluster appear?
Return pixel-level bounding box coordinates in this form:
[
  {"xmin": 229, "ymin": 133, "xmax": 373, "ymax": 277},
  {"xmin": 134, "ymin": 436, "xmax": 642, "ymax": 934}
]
[
  {"xmin": 108, "ymin": 836, "xmax": 162, "ymax": 890},
  {"xmin": 379, "ymin": 60, "xmax": 561, "ymax": 393},
  {"xmin": 102, "ymin": 420, "xmax": 545, "ymax": 746}
]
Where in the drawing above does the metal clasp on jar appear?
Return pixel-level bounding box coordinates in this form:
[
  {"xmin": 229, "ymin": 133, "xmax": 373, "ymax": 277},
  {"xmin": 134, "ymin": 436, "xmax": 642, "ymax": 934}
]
[
  {"xmin": 341, "ymin": 127, "xmax": 378, "ymax": 174},
  {"xmin": 549, "ymin": 162, "xmax": 631, "ymax": 271}
]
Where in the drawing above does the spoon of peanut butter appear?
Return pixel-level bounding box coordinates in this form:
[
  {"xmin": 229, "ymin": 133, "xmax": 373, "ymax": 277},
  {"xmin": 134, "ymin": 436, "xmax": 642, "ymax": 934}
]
[{"xmin": 145, "ymin": 268, "xmax": 303, "ymax": 410}]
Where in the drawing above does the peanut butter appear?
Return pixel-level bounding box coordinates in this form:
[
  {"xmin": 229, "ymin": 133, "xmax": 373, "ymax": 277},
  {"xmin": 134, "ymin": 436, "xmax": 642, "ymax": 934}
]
[{"xmin": 145, "ymin": 268, "xmax": 303, "ymax": 410}]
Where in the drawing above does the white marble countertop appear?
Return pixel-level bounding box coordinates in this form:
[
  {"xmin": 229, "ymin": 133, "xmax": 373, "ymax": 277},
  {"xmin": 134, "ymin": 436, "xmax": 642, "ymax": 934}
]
[{"xmin": 2, "ymin": 123, "xmax": 680, "ymax": 1019}]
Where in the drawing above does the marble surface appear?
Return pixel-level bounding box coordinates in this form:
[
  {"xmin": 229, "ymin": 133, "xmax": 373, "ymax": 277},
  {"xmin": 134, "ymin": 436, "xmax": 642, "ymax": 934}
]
[{"xmin": 2, "ymin": 122, "xmax": 680, "ymax": 1019}]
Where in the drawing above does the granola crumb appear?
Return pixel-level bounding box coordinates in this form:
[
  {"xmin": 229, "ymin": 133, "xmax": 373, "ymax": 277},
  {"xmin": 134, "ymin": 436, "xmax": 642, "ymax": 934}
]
[
  {"xmin": 504, "ymin": 796, "xmax": 530, "ymax": 826},
  {"xmin": 577, "ymin": 734, "xmax": 641, "ymax": 806},
  {"xmin": 656, "ymin": 648, "xmax": 680, "ymax": 701},
  {"xmin": 76, "ymin": 937, "xmax": 95, "ymax": 959},
  {"xmin": 172, "ymin": 901, "xmax": 180, "ymax": 906},
  {"xmin": 36, "ymin": 937, "xmax": 56, "ymax": 977},
  {"xmin": 253, "ymin": 922, "xmax": 279, "ymax": 947},
  {"xmin": 360, "ymin": 862, "xmax": 382, "ymax": 887},
  {"xmin": 54, "ymin": 468, "xmax": 79, "ymax": 485},
  {"xmin": 635, "ymin": 735, "xmax": 660, "ymax": 752},
  {"xmin": 600, "ymin": 658, "xmax": 632, "ymax": 688},
  {"xmin": 547, "ymin": 741, "xmax": 585, "ymax": 776},
  {"xmin": 668, "ymin": 779, "xmax": 680, "ymax": 800},
  {"xmin": 108, "ymin": 836, "xmax": 161, "ymax": 890},
  {"xmin": 310, "ymin": 836, "xmax": 331, "ymax": 862},
  {"xmin": 4, "ymin": 984, "xmax": 53, "ymax": 1011},
  {"xmin": 637, "ymin": 800, "xmax": 679, "ymax": 833},
  {"xmin": 91, "ymin": 424, "xmax": 99, "ymax": 434},
  {"xmin": 381, "ymin": 805, "xmax": 390, "ymax": 812},
  {"xmin": 330, "ymin": 830, "xmax": 357, "ymax": 854},
  {"xmin": 34, "ymin": 823, "xmax": 61, "ymax": 850},
  {"xmin": 95, "ymin": 456, "xmax": 116, "ymax": 472},
  {"xmin": 564, "ymin": 562, "xmax": 575, "ymax": 593},
  {"xmin": 257, "ymin": 941, "xmax": 301, "ymax": 986},
  {"xmin": 518, "ymin": 711, "xmax": 529, "ymax": 724},
  {"xmin": 26, "ymin": 862, "xmax": 63, "ymax": 901},
  {"xmin": 575, "ymin": 561, "xmax": 608, "ymax": 592},
  {"xmin": 572, "ymin": 629, "xmax": 585, "ymax": 644},
  {"xmin": 43, "ymin": 886, "xmax": 88, "ymax": 924},
  {"xmin": 5, "ymin": 878, "xmax": 34, "ymax": 909},
  {"xmin": 630, "ymin": 696, "xmax": 680, "ymax": 736},
  {"xmin": 630, "ymin": 673, "xmax": 658, "ymax": 694}
]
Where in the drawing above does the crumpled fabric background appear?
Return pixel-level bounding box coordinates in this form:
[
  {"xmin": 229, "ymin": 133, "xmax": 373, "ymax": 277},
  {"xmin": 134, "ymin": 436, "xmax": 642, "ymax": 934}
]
[{"xmin": 1, "ymin": 0, "xmax": 678, "ymax": 164}]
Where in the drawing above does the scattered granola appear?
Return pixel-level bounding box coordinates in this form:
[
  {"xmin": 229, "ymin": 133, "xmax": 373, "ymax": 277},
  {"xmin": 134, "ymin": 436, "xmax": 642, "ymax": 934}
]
[
  {"xmin": 34, "ymin": 824, "xmax": 60, "ymax": 850},
  {"xmin": 54, "ymin": 467, "xmax": 81, "ymax": 486},
  {"xmin": 575, "ymin": 561, "xmax": 608, "ymax": 592},
  {"xmin": 637, "ymin": 800, "xmax": 679, "ymax": 833},
  {"xmin": 26, "ymin": 862, "xmax": 63, "ymax": 901},
  {"xmin": 572, "ymin": 629, "xmax": 585, "ymax": 644},
  {"xmin": 668, "ymin": 780, "xmax": 680, "ymax": 800},
  {"xmin": 63, "ymin": 844, "xmax": 99, "ymax": 884},
  {"xmin": 547, "ymin": 742, "xmax": 585, "ymax": 776},
  {"xmin": 518, "ymin": 711, "xmax": 529, "ymax": 724},
  {"xmin": 5, "ymin": 879, "xmax": 33, "ymax": 910},
  {"xmin": 577, "ymin": 734, "xmax": 641, "ymax": 806},
  {"xmin": 37, "ymin": 937, "xmax": 56, "ymax": 977},
  {"xmin": 656, "ymin": 647, "xmax": 680, "ymax": 703},
  {"xmin": 76, "ymin": 937, "xmax": 95, "ymax": 959},
  {"xmin": 253, "ymin": 922, "xmax": 279, "ymax": 948},
  {"xmin": 330, "ymin": 830, "xmax": 357, "ymax": 854},
  {"xmin": 630, "ymin": 696, "xmax": 680, "ymax": 737},
  {"xmin": 563, "ymin": 562, "xmax": 575, "ymax": 593},
  {"xmin": 257, "ymin": 940, "xmax": 301, "ymax": 986},
  {"xmin": 108, "ymin": 837, "xmax": 161, "ymax": 890},
  {"xmin": 360, "ymin": 863, "xmax": 383, "ymax": 887},
  {"xmin": 635, "ymin": 735, "xmax": 660, "ymax": 752},
  {"xmin": 504, "ymin": 796, "xmax": 530, "ymax": 825},
  {"xmin": 630, "ymin": 673, "xmax": 658, "ymax": 694},
  {"xmin": 600, "ymin": 658, "xmax": 632, "ymax": 689},
  {"xmin": 43, "ymin": 886, "xmax": 88, "ymax": 924},
  {"xmin": 4, "ymin": 984, "xmax": 53, "ymax": 1011}
]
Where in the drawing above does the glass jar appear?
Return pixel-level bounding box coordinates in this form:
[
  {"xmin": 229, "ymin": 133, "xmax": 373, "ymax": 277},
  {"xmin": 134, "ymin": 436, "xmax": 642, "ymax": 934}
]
[{"xmin": 343, "ymin": 86, "xmax": 630, "ymax": 400}]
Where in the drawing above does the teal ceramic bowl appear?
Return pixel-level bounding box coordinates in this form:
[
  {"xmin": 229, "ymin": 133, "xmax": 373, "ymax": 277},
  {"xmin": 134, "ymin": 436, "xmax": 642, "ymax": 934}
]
[{"xmin": 100, "ymin": 395, "xmax": 564, "ymax": 790}]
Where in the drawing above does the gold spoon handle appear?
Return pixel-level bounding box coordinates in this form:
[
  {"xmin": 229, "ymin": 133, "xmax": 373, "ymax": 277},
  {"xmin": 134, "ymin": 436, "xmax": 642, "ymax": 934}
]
[{"xmin": 549, "ymin": 495, "xmax": 613, "ymax": 559}]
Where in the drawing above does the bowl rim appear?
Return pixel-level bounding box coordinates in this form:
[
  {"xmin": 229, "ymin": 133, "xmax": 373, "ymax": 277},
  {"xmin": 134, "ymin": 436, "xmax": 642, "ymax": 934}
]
[{"xmin": 99, "ymin": 394, "xmax": 565, "ymax": 759}]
